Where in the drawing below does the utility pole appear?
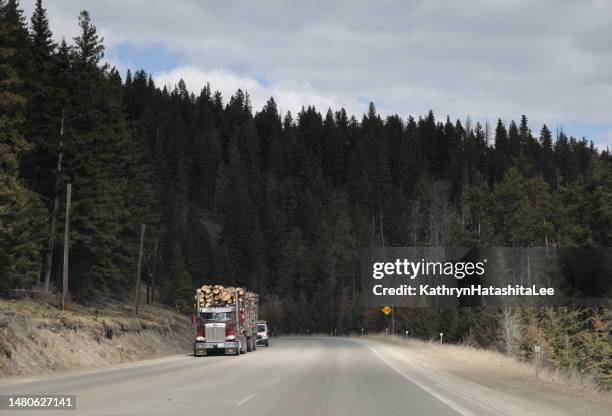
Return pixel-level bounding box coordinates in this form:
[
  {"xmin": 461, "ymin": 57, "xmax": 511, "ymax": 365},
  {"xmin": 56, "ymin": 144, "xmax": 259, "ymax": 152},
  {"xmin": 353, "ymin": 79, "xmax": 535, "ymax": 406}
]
[
  {"xmin": 61, "ymin": 183, "xmax": 71, "ymax": 311},
  {"xmin": 44, "ymin": 109, "xmax": 65, "ymax": 294},
  {"xmin": 134, "ymin": 224, "xmax": 146, "ymax": 314}
]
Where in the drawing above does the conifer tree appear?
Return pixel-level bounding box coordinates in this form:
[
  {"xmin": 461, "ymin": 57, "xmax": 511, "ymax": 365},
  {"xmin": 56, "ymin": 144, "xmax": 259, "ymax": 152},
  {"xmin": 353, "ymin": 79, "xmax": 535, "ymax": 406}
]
[
  {"xmin": 1, "ymin": 0, "xmax": 29, "ymax": 76},
  {"xmin": 539, "ymin": 124, "xmax": 555, "ymax": 188},
  {"xmin": 61, "ymin": 11, "xmax": 132, "ymax": 294},
  {"xmin": 0, "ymin": 2, "xmax": 47, "ymax": 289},
  {"xmin": 493, "ymin": 119, "xmax": 509, "ymax": 183},
  {"xmin": 22, "ymin": 0, "xmax": 57, "ymax": 194},
  {"xmin": 162, "ymin": 242, "xmax": 193, "ymax": 311}
]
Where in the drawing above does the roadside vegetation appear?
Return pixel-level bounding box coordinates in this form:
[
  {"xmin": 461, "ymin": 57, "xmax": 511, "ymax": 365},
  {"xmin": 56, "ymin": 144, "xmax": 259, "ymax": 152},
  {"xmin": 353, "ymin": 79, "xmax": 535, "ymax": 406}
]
[
  {"xmin": 0, "ymin": 298, "xmax": 191, "ymax": 377},
  {"xmin": 369, "ymin": 333, "xmax": 612, "ymax": 406}
]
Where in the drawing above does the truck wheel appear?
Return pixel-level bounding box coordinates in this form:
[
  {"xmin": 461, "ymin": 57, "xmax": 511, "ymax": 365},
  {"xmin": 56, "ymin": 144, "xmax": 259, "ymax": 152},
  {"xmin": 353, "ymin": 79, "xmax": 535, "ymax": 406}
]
[
  {"xmin": 234, "ymin": 345, "xmax": 240, "ymax": 356},
  {"xmin": 194, "ymin": 346, "xmax": 198, "ymax": 357},
  {"xmin": 247, "ymin": 337, "xmax": 253, "ymax": 352},
  {"xmin": 265, "ymin": 340, "xmax": 269, "ymax": 347},
  {"xmin": 253, "ymin": 340, "xmax": 257, "ymax": 351}
]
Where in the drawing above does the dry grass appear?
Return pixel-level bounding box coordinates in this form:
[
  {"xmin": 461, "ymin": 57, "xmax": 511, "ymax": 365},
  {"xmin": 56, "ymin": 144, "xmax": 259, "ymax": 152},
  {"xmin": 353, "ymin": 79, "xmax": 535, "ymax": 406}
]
[
  {"xmin": 0, "ymin": 298, "xmax": 192, "ymax": 378},
  {"xmin": 367, "ymin": 334, "xmax": 612, "ymax": 406}
]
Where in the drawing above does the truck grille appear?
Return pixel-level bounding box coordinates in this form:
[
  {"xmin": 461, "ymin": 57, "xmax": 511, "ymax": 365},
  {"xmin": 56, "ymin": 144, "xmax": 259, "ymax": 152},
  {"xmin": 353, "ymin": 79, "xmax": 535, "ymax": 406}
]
[{"xmin": 205, "ymin": 324, "xmax": 225, "ymax": 342}]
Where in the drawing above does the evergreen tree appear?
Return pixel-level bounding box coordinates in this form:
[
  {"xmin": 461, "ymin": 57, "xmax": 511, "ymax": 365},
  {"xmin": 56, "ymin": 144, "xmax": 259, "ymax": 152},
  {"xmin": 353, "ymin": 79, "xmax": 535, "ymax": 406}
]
[
  {"xmin": 22, "ymin": 0, "xmax": 58, "ymax": 195},
  {"xmin": 0, "ymin": 2, "xmax": 47, "ymax": 289},
  {"xmin": 1, "ymin": 0, "xmax": 30, "ymax": 77},
  {"xmin": 493, "ymin": 119, "xmax": 508, "ymax": 183},
  {"xmin": 60, "ymin": 11, "xmax": 132, "ymax": 294},
  {"xmin": 162, "ymin": 242, "xmax": 193, "ymax": 312},
  {"xmin": 539, "ymin": 124, "xmax": 555, "ymax": 188}
]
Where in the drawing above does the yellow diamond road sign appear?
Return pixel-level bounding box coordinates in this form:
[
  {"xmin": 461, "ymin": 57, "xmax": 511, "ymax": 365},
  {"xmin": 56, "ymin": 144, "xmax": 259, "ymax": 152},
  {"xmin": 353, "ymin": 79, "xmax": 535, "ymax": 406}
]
[{"xmin": 382, "ymin": 306, "xmax": 392, "ymax": 315}]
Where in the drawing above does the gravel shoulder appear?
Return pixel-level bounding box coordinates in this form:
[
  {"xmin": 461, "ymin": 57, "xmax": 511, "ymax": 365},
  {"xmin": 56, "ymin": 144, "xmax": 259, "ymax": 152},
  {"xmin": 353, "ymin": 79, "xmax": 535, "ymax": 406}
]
[{"xmin": 359, "ymin": 337, "xmax": 611, "ymax": 416}]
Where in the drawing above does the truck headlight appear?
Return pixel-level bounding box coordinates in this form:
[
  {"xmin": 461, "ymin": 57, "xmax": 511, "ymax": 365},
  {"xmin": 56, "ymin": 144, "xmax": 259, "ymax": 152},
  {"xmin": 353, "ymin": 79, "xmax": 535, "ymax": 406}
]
[{"xmin": 195, "ymin": 336, "xmax": 205, "ymax": 342}]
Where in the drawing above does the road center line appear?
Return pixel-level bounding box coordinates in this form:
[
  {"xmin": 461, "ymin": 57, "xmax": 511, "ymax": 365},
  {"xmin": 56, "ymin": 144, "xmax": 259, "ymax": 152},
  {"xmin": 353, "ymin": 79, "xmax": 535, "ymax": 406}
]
[
  {"xmin": 236, "ymin": 394, "xmax": 255, "ymax": 406},
  {"xmin": 365, "ymin": 344, "xmax": 476, "ymax": 416}
]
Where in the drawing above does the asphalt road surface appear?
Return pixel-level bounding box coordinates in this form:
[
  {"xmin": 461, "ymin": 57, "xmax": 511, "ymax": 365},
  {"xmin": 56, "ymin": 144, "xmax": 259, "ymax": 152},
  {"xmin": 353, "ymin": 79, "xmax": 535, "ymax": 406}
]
[{"xmin": 0, "ymin": 337, "xmax": 602, "ymax": 416}]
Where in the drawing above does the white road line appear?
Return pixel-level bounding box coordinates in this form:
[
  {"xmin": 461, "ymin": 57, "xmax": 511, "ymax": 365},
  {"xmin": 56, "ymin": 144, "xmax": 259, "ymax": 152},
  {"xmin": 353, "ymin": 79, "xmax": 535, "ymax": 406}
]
[
  {"xmin": 0, "ymin": 378, "xmax": 41, "ymax": 385},
  {"xmin": 365, "ymin": 344, "xmax": 477, "ymax": 416},
  {"xmin": 236, "ymin": 394, "xmax": 255, "ymax": 406},
  {"xmin": 0, "ymin": 355, "xmax": 192, "ymax": 386}
]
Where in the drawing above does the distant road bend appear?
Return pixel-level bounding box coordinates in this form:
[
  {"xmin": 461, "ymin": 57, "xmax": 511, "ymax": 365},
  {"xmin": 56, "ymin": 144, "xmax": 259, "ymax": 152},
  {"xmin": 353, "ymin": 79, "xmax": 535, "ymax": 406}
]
[{"xmin": 0, "ymin": 337, "xmax": 604, "ymax": 416}]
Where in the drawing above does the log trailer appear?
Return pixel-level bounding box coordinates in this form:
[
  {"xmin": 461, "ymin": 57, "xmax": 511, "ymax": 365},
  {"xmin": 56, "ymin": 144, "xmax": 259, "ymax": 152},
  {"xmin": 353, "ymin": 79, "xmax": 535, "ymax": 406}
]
[{"xmin": 193, "ymin": 285, "xmax": 259, "ymax": 357}]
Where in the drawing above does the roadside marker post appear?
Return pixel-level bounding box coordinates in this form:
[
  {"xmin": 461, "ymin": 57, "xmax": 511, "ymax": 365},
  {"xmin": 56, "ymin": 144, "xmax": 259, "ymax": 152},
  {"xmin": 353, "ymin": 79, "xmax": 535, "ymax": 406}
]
[
  {"xmin": 405, "ymin": 330, "xmax": 409, "ymax": 341},
  {"xmin": 534, "ymin": 345, "xmax": 542, "ymax": 379},
  {"xmin": 439, "ymin": 332, "xmax": 444, "ymax": 343}
]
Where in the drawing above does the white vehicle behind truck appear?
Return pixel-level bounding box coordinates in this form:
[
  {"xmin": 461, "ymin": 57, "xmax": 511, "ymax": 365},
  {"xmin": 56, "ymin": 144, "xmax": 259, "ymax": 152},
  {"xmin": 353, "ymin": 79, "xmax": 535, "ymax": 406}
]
[
  {"xmin": 193, "ymin": 285, "xmax": 259, "ymax": 356},
  {"xmin": 256, "ymin": 320, "xmax": 269, "ymax": 347}
]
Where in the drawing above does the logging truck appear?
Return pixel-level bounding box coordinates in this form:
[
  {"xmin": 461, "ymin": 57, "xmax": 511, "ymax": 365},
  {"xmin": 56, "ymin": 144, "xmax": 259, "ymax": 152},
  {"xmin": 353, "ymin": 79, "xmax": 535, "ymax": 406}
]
[{"xmin": 193, "ymin": 285, "xmax": 259, "ymax": 356}]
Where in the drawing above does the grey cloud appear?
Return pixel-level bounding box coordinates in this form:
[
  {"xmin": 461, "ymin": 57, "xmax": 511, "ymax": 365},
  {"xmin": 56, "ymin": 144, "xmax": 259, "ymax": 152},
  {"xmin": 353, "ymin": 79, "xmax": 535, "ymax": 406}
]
[{"xmin": 21, "ymin": 0, "xmax": 612, "ymax": 143}]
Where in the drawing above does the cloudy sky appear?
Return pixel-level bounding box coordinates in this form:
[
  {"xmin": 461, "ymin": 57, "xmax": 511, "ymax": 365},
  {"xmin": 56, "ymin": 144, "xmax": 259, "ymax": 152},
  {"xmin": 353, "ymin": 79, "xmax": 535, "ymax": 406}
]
[{"xmin": 21, "ymin": 0, "xmax": 612, "ymax": 147}]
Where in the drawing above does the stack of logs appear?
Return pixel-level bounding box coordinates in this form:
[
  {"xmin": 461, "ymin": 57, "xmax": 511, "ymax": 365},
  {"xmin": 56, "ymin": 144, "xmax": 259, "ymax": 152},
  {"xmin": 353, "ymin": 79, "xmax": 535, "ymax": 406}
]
[
  {"xmin": 195, "ymin": 285, "xmax": 245, "ymax": 307},
  {"xmin": 244, "ymin": 291, "xmax": 258, "ymax": 326},
  {"xmin": 245, "ymin": 292, "xmax": 258, "ymax": 310}
]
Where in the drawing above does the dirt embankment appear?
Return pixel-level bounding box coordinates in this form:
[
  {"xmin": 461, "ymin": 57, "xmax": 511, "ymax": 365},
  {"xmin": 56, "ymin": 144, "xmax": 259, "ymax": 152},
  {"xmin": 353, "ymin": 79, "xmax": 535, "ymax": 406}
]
[{"xmin": 0, "ymin": 299, "xmax": 193, "ymax": 378}]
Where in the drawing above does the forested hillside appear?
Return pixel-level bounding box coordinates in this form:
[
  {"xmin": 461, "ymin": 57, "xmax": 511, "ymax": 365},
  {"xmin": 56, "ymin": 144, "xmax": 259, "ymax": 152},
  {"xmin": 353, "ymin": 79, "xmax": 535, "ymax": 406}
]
[{"xmin": 1, "ymin": 1, "xmax": 610, "ymax": 386}]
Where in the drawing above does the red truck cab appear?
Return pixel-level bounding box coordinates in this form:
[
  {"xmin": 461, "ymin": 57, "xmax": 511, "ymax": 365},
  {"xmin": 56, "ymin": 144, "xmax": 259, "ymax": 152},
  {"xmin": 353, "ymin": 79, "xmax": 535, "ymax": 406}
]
[{"xmin": 194, "ymin": 308, "xmax": 241, "ymax": 356}]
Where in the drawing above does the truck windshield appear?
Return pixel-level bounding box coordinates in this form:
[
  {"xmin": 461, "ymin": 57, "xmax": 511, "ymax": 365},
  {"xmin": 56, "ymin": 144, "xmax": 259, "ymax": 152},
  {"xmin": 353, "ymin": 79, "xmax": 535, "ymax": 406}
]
[
  {"xmin": 258, "ymin": 325, "xmax": 266, "ymax": 332},
  {"xmin": 201, "ymin": 312, "xmax": 232, "ymax": 320}
]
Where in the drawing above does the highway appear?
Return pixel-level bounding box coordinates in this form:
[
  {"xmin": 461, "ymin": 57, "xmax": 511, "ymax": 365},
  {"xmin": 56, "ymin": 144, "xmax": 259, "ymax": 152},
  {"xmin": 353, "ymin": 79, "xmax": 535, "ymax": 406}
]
[{"xmin": 0, "ymin": 337, "xmax": 605, "ymax": 416}]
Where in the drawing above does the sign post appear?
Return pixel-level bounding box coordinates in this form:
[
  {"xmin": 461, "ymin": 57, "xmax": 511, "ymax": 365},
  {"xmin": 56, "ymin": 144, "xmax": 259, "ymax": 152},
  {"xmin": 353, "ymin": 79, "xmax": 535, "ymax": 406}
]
[
  {"xmin": 534, "ymin": 345, "xmax": 542, "ymax": 379},
  {"xmin": 382, "ymin": 306, "xmax": 393, "ymax": 337}
]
